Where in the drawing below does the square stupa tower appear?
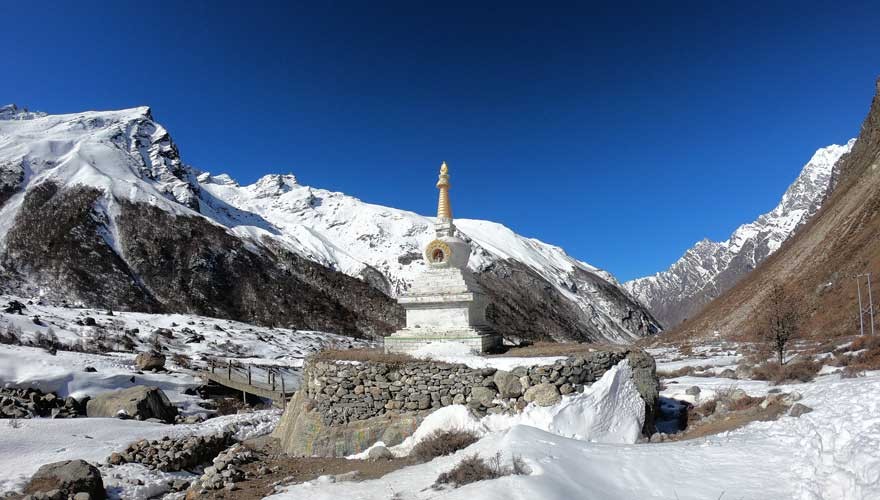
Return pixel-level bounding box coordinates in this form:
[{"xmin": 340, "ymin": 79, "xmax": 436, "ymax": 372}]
[{"xmin": 384, "ymin": 162, "xmax": 502, "ymax": 355}]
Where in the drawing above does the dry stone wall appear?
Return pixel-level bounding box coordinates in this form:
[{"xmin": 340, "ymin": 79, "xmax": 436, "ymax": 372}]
[{"xmin": 276, "ymin": 348, "xmax": 658, "ymax": 457}]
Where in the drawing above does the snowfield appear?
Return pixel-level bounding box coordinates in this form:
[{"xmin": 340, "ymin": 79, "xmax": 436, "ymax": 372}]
[
  {"xmin": 1, "ymin": 299, "xmax": 879, "ymax": 499},
  {"xmin": 272, "ymin": 367, "xmax": 880, "ymax": 500}
]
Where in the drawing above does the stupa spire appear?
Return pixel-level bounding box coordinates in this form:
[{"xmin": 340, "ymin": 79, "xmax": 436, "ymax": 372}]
[{"xmin": 436, "ymin": 161, "xmax": 452, "ymax": 220}]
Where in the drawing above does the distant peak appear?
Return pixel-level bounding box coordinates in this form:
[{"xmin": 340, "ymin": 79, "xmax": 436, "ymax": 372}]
[
  {"xmin": 0, "ymin": 104, "xmax": 47, "ymax": 121},
  {"xmin": 251, "ymin": 174, "xmax": 298, "ymax": 196},
  {"xmin": 196, "ymin": 172, "xmax": 239, "ymax": 187}
]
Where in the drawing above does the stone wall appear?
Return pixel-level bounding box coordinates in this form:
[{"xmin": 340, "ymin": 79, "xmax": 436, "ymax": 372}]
[{"xmin": 274, "ymin": 347, "xmax": 658, "ymax": 457}]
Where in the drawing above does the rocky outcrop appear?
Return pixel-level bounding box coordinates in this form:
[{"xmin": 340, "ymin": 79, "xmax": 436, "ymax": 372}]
[
  {"xmin": 23, "ymin": 460, "xmax": 105, "ymax": 500},
  {"xmin": 273, "ymin": 348, "xmax": 659, "ymax": 456},
  {"xmin": 85, "ymin": 386, "xmax": 178, "ymax": 422}
]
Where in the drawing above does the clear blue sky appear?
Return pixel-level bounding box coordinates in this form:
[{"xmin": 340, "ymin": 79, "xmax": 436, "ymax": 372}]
[{"xmin": 2, "ymin": 1, "xmax": 878, "ymax": 281}]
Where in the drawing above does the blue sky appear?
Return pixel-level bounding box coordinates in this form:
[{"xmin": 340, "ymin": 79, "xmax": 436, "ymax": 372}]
[{"xmin": 2, "ymin": 1, "xmax": 878, "ymax": 281}]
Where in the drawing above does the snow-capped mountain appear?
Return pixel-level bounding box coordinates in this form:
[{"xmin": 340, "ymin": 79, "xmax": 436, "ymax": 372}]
[
  {"xmin": 624, "ymin": 140, "xmax": 855, "ymax": 328},
  {"xmin": 0, "ymin": 105, "xmax": 659, "ymax": 343}
]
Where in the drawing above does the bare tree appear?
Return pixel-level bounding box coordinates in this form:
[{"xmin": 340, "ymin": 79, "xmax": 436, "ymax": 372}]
[{"xmin": 756, "ymin": 283, "xmax": 802, "ymax": 365}]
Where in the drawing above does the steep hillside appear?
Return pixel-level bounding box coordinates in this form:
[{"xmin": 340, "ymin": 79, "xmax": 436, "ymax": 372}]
[
  {"xmin": 667, "ymin": 79, "xmax": 880, "ymax": 341},
  {"xmin": 625, "ymin": 140, "xmax": 853, "ymax": 328},
  {"xmin": 0, "ymin": 105, "xmax": 659, "ymax": 343}
]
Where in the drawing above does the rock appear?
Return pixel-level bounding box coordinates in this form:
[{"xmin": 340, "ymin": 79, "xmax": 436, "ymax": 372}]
[
  {"xmin": 107, "ymin": 453, "xmax": 124, "ymax": 466},
  {"xmin": 367, "ymin": 445, "xmax": 393, "ymax": 460},
  {"xmin": 493, "ymin": 370, "xmax": 523, "ymax": 398},
  {"xmin": 783, "ymin": 391, "xmax": 803, "ymax": 404},
  {"xmin": 153, "ymin": 328, "xmax": 173, "ymax": 339},
  {"xmin": 523, "ymin": 383, "xmax": 560, "ymax": 406},
  {"xmin": 719, "ymin": 368, "xmax": 737, "ymax": 379},
  {"xmin": 83, "ymin": 366, "xmax": 97, "ymax": 373},
  {"xmin": 23, "ymin": 460, "xmax": 105, "ymax": 499},
  {"xmin": 685, "ymin": 386, "xmax": 701, "ymax": 397},
  {"xmin": 469, "ymin": 386, "xmax": 496, "ymax": 407},
  {"xmin": 735, "ymin": 364, "xmax": 754, "ymax": 380},
  {"xmin": 789, "ymin": 403, "xmax": 813, "ymax": 418},
  {"xmin": 4, "ymin": 300, "xmax": 25, "ymax": 314},
  {"xmin": 82, "ymin": 317, "xmax": 97, "ymax": 327},
  {"xmin": 135, "ymin": 352, "xmax": 165, "ymax": 371},
  {"xmin": 729, "ymin": 389, "xmax": 749, "ymax": 402},
  {"xmin": 73, "ymin": 493, "xmax": 92, "ymax": 500},
  {"xmin": 334, "ymin": 471, "xmax": 360, "ymax": 482},
  {"xmin": 86, "ymin": 386, "xmax": 178, "ymax": 423}
]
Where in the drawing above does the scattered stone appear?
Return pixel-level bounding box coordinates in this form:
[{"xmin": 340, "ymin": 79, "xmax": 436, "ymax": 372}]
[
  {"xmin": 134, "ymin": 352, "xmax": 165, "ymax": 371},
  {"xmin": 23, "ymin": 460, "xmax": 105, "ymax": 499},
  {"xmin": 82, "ymin": 317, "xmax": 97, "ymax": 327},
  {"xmin": 0, "ymin": 388, "xmax": 82, "ymax": 419},
  {"xmin": 83, "ymin": 366, "xmax": 97, "ymax": 373},
  {"xmin": 187, "ymin": 443, "xmax": 255, "ymax": 491},
  {"xmin": 729, "ymin": 389, "xmax": 749, "ymax": 402},
  {"xmin": 111, "ymin": 432, "xmax": 231, "ymax": 472},
  {"xmin": 153, "ymin": 328, "xmax": 173, "ymax": 339},
  {"xmin": 3, "ymin": 300, "xmax": 25, "ymax": 314},
  {"xmin": 789, "ymin": 403, "xmax": 813, "ymax": 418},
  {"xmin": 86, "ymin": 386, "xmax": 178, "ymax": 422},
  {"xmin": 783, "ymin": 391, "xmax": 803, "ymax": 404},
  {"xmin": 685, "ymin": 386, "xmax": 701, "ymax": 397},
  {"xmin": 719, "ymin": 368, "xmax": 737, "ymax": 379}
]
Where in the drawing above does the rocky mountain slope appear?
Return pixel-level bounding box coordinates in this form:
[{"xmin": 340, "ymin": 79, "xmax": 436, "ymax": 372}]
[
  {"xmin": 666, "ymin": 79, "xmax": 880, "ymax": 341},
  {"xmin": 0, "ymin": 105, "xmax": 659, "ymax": 343},
  {"xmin": 625, "ymin": 139, "xmax": 854, "ymax": 328}
]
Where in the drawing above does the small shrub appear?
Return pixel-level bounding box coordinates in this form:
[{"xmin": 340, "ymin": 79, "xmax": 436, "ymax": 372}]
[
  {"xmin": 8, "ymin": 417, "xmax": 21, "ymax": 429},
  {"xmin": 434, "ymin": 452, "xmax": 528, "ymax": 489},
  {"xmin": 412, "ymin": 430, "xmax": 479, "ymax": 462},
  {"xmin": 751, "ymin": 359, "xmax": 821, "ymax": 384}
]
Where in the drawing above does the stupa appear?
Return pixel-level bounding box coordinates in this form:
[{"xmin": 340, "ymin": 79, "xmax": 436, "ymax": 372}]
[{"xmin": 384, "ymin": 162, "xmax": 502, "ymax": 355}]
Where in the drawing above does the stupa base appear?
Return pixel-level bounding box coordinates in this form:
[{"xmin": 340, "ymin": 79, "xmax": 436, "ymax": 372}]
[{"xmin": 383, "ymin": 327, "xmax": 502, "ymax": 355}]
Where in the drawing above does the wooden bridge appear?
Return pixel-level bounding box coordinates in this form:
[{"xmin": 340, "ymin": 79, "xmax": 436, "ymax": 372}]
[{"xmin": 193, "ymin": 359, "xmax": 297, "ymax": 407}]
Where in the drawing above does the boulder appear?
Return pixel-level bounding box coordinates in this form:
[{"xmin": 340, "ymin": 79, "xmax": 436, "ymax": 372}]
[
  {"xmin": 23, "ymin": 460, "xmax": 105, "ymax": 499},
  {"xmin": 135, "ymin": 352, "xmax": 165, "ymax": 371},
  {"xmin": 789, "ymin": 403, "xmax": 813, "ymax": 418},
  {"xmin": 523, "ymin": 383, "xmax": 561, "ymax": 406},
  {"xmin": 367, "ymin": 445, "xmax": 393, "ymax": 460},
  {"xmin": 685, "ymin": 386, "xmax": 701, "ymax": 397},
  {"xmin": 86, "ymin": 386, "xmax": 178, "ymax": 423},
  {"xmin": 468, "ymin": 386, "xmax": 496, "ymax": 407},
  {"xmin": 493, "ymin": 370, "xmax": 523, "ymax": 398}
]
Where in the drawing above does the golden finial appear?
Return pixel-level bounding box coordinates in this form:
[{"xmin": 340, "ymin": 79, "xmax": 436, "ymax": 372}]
[{"xmin": 436, "ymin": 161, "xmax": 452, "ymax": 220}]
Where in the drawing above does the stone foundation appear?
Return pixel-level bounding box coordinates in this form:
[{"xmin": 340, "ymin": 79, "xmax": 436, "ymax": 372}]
[
  {"xmin": 273, "ymin": 347, "xmax": 658, "ymax": 457},
  {"xmin": 383, "ymin": 328, "xmax": 502, "ymax": 355}
]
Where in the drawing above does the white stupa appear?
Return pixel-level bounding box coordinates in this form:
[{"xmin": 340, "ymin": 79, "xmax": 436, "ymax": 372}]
[{"xmin": 384, "ymin": 162, "xmax": 502, "ymax": 355}]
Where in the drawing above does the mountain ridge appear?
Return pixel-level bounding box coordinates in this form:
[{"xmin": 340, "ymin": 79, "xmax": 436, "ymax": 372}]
[
  {"xmin": 0, "ymin": 104, "xmax": 659, "ymax": 343},
  {"xmin": 624, "ymin": 139, "xmax": 854, "ymax": 328}
]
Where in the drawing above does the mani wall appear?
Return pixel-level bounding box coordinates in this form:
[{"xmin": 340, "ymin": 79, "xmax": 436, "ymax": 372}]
[{"xmin": 273, "ymin": 347, "xmax": 659, "ymax": 457}]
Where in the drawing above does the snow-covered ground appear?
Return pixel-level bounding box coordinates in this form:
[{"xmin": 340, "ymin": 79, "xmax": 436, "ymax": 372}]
[
  {"xmin": 0, "ymin": 410, "xmax": 280, "ymax": 494},
  {"xmin": 272, "ymin": 346, "xmax": 880, "ymax": 500},
  {"xmin": 3, "ymin": 306, "xmax": 879, "ymax": 500}
]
